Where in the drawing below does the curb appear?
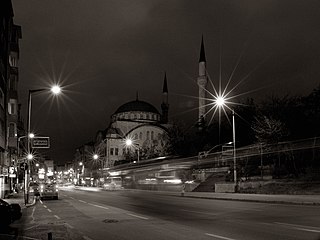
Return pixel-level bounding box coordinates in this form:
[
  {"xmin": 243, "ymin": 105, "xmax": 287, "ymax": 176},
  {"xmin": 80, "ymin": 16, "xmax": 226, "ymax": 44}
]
[{"xmin": 25, "ymin": 196, "xmax": 37, "ymax": 208}]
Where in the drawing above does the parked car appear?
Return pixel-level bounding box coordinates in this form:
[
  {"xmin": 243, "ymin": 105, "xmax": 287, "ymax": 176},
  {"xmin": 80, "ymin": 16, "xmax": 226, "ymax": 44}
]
[
  {"xmin": 0, "ymin": 199, "xmax": 22, "ymax": 226},
  {"xmin": 39, "ymin": 183, "xmax": 59, "ymax": 200}
]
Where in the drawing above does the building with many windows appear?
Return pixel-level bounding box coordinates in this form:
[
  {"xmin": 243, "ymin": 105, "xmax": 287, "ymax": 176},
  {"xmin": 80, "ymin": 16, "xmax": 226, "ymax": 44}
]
[{"xmin": 0, "ymin": 0, "xmax": 22, "ymax": 198}]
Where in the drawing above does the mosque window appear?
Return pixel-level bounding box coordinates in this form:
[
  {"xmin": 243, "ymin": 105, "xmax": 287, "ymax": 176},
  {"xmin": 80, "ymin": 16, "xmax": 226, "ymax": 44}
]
[
  {"xmin": 143, "ymin": 114, "xmax": 146, "ymax": 119},
  {"xmin": 137, "ymin": 114, "xmax": 140, "ymax": 119},
  {"xmin": 125, "ymin": 114, "xmax": 128, "ymax": 119},
  {"xmin": 134, "ymin": 133, "xmax": 138, "ymax": 139},
  {"xmin": 149, "ymin": 114, "xmax": 152, "ymax": 119},
  {"xmin": 110, "ymin": 148, "xmax": 114, "ymax": 155},
  {"xmin": 115, "ymin": 148, "xmax": 119, "ymax": 155},
  {"xmin": 139, "ymin": 132, "xmax": 142, "ymax": 139},
  {"xmin": 130, "ymin": 114, "xmax": 134, "ymax": 119},
  {"xmin": 151, "ymin": 131, "xmax": 154, "ymax": 140},
  {"xmin": 147, "ymin": 131, "xmax": 150, "ymax": 140}
]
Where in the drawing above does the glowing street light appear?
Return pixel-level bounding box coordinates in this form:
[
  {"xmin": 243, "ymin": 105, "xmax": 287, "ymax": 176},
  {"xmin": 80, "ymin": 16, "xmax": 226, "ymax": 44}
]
[
  {"xmin": 28, "ymin": 133, "xmax": 35, "ymax": 139},
  {"xmin": 27, "ymin": 154, "xmax": 33, "ymax": 160},
  {"xmin": 125, "ymin": 138, "xmax": 140, "ymax": 163},
  {"xmin": 93, "ymin": 154, "xmax": 99, "ymax": 160},
  {"xmin": 215, "ymin": 96, "xmax": 237, "ymax": 185},
  {"xmin": 25, "ymin": 85, "xmax": 62, "ymax": 203}
]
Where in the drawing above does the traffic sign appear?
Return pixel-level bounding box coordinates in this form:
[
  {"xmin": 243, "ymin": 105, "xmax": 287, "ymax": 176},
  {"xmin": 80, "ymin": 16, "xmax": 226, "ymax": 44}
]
[
  {"xmin": 20, "ymin": 162, "xmax": 28, "ymax": 171},
  {"xmin": 32, "ymin": 137, "xmax": 50, "ymax": 148}
]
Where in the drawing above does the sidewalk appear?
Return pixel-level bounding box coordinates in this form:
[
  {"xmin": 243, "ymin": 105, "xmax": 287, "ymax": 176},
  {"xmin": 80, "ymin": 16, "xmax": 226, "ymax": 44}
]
[{"xmin": 3, "ymin": 191, "xmax": 36, "ymax": 208}]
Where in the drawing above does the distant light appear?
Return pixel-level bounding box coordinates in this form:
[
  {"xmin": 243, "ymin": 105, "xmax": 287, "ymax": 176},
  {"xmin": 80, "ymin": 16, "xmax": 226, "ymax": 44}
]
[
  {"xmin": 27, "ymin": 154, "xmax": 33, "ymax": 160},
  {"xmin": 51, "ymin": 85, "xmax": 61, "ymax": 94},
  {"xmin": 35, "ymin": 163, "xmax": 39, "ymax": 167},
  {"xmin": 29, "ymin": 133, "xmax": 35, "ymax": 139},
  {"xmin": 216, "ymin": 96, "xmax": 225, "ymax": 106},
  {"xmin": 79, "ymin": 162, "xmax": 83, "ymax": 166},
  {"xmin": 93, "ymin": 154, "xmax": 99, "ymax": 160}
]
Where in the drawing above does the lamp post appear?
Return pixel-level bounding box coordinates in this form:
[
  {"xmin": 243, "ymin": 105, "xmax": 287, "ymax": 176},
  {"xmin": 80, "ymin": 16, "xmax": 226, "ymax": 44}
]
[
  {"xmin": 17, "ymin": 135, "xmax": 34, "ymax": 205},
  {"xmin": 25, "ymin": 85, "xmax": 61, "ymax": 203},
  {"xmin": 215, "ymin": 97, "xmax": 237, "ymax": 184},
  {"xmin": 125, "ymin": 139, "xmax": 140, "ymax": 163}
]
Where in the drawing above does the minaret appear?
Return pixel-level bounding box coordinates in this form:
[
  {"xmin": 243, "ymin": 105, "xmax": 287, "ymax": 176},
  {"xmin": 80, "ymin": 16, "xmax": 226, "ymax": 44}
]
[
  {"xmin": 197, "ymin": 36, "xmax": 208, "ymax": 125},
  {"xmin": 161, "ymin": 72, "xmax": 169, "ymax": 124}
]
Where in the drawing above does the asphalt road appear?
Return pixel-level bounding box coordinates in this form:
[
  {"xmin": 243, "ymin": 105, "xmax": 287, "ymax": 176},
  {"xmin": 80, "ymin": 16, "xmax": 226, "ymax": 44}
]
[{"xmin": 8, "ymin": 188, "xmax": 320, "ymax": 240}]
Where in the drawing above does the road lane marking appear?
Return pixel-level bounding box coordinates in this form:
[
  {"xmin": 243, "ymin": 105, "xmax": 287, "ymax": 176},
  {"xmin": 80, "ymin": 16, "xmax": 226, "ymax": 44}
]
[
  {"xmin": 181, "ymin": 209, "xmax": 218, "ymax": 216},
  {"xmin": 205, "ymin": 233, "xmax": 237, "ymax": 240},
  {"xmin": 65, "ymin": 223, "xmax": 74, "ymax": 229},
  {"xmin": 70, "ymin": 197, "xmax": 75, "ymax": 200},
  {"xmin": 30, "ymin": 207, "xmax": 36, "ymax": 223},
  {"xmin": 39, "ymin": 200, "xmax": 43, "ymax": 204},
  {"xmin": 274, "ymin": 222, "xmax": 320, "ymax": 233},
  {"xmin": 88, "ymin": 203, "xmax": 109, "ymax": 210},
  {"xmin": 24, "ymin": 224, "xmax": 40, "ymax": 231},
  {"xmin": 43, "ymin": 205, "xmax": 47, "ymax": 208},
  {"xmin": 47, "ymin": 209, "xmax": 52, "ymax": 213},
  {"xmin": 83, "ymin": 236, "xmax": 93, "ymax": 240},
  {"xmin": 127, "ymin": 213, "xmax": 149, "ymax": 220},
  {"xmin": 54, "ymin": 215, "xmax": 61, "ymax": 220},
  {"xmin": 79, "ymin": 200, "xmax": 87, "ymax": 203}
]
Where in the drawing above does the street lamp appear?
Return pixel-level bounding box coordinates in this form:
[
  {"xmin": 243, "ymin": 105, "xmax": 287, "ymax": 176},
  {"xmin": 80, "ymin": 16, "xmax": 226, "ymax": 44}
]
[
  {"xmin": 25, "ymin": 85, "xmax": 61, "ymax": 203},
  {"xmin": 125, "ymin": 138, "xmax": 140, "ymax": 163},
  {"xmin": 215, "ymin": 97, "xmax": 237, "ymax": 184},
  {"xmin": 17, "ymin": 134, "xmax": 34, "ymax": 205}
]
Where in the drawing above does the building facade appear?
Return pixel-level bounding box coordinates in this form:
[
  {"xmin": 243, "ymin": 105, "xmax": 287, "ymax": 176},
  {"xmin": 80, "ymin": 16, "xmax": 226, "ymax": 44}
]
[{"xmin": 0, "ymin": 0, "xmax": 22, "ymax": 198}]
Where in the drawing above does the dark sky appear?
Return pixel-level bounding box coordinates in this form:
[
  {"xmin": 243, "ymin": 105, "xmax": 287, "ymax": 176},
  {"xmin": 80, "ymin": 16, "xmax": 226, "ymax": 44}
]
[{"xmin": 12, "ymin": 0, "xmax": 320, "ymax": 164}]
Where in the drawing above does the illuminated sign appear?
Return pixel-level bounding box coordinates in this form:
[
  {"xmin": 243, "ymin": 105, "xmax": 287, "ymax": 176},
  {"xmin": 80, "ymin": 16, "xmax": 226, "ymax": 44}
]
[{"xmin": 32, "ymin": 137, "xmax": 50, "ymax": 148}]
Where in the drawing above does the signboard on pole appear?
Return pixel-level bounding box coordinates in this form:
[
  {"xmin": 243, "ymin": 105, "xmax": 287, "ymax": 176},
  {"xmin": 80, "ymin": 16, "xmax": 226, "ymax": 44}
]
[{"xmin": 32, "ymin": 137, "xmax": 50, "ymax": 148}]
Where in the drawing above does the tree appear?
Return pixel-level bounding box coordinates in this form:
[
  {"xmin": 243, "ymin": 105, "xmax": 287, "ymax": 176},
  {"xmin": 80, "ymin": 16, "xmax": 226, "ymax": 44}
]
[{"xmin": 251, "ymin": 115, "xmax": 288, "ymax": 144}]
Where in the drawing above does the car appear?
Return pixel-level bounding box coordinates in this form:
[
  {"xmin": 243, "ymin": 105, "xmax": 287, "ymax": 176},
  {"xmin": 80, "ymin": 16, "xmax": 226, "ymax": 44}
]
[
  {"xmin": 29, "ymin": 182, "xmax": 40, "ymax": 196},
  {"xmin": 39, "ymin": 183, "xmax": 59, "ymax": 200},
  {"xmin": 0, "ymin": 199, "xmax": 22, "ymax": 226}
]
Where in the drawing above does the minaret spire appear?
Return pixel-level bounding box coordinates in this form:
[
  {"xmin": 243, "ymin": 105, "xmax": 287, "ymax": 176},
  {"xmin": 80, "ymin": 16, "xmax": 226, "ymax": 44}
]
[
  {"xmin": 161, "ymin": 72, "xmax": 169, "ymax": 124},
  {"xmin": 197, "ymin": 35, "xmax": 208, "ymax": 129},
  {"xmin": 199, "ymin": 35, "xmax": 206, "ymax": 63}
]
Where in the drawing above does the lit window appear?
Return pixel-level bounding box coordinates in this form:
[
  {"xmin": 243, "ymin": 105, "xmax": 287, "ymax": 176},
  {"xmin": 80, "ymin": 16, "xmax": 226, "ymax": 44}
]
[{"xmin": 9, "ymin": 123, "xmax": 15, "ymax": 137}]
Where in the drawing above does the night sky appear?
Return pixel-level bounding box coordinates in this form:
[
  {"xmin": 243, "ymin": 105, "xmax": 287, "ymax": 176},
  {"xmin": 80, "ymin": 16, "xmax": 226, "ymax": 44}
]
[{"xmin": 12, "ymin": 0, "xmax": 320, "ymax": 164}]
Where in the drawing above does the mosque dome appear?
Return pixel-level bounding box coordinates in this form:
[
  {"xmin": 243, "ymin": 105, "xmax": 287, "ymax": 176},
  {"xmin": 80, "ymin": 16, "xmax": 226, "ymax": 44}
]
[
  {"xmin": 114, "ymin": 100, "xmax": 159, "ymax": 114},
  {"xmin": 112, "ymin": 100, "xmax": 161, "ymax": 122}
]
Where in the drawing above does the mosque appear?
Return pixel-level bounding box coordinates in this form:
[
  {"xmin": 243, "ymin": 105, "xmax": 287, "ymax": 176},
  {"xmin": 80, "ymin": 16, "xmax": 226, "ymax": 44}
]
[{"xmin": 90, "ymin": 38, "xmax": 208, "ymax": 168}]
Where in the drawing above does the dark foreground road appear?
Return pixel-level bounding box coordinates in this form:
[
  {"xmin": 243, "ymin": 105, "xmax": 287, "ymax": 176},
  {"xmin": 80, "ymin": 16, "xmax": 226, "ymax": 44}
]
[{"xmin": 5, "ymin": 188, "xmax": 320, "ymax": 240}]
